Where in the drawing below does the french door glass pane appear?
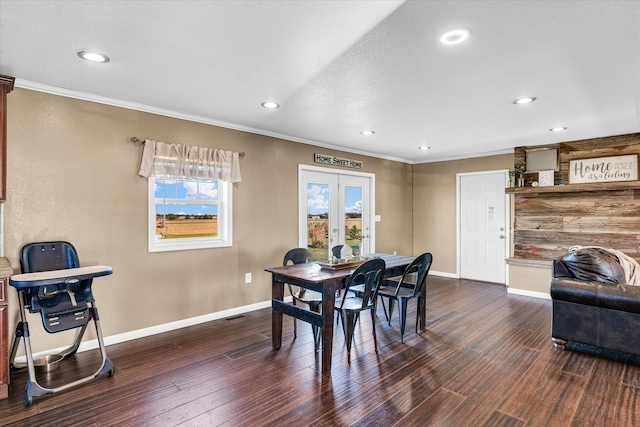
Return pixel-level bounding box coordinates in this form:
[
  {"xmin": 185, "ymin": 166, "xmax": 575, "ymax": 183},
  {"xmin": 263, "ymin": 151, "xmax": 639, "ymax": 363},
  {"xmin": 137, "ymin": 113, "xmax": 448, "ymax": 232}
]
[
  {"xmin": 345, "ymin": 185, "xmax": 363, "ymax": 256},
  {"xmin": 306, "ymin": 182, "xmax": 329, "ymax": 261}
]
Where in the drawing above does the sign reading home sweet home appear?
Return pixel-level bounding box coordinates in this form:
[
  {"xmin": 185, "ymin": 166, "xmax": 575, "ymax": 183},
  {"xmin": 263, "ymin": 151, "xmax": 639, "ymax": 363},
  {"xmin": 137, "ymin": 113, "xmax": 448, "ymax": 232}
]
[
  {"xmin": 314, "ymin": 153, "xmax": 363, "ymax": 169},
  {"xmin": 569, "ymin": 154, "xmax": 638, "ymax": 184}
]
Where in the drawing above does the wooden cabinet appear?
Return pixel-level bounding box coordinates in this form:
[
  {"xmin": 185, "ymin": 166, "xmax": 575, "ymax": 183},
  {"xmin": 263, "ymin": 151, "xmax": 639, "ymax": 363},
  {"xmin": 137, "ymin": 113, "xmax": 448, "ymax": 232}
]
[
  {"xmin": 1, "ymin": 257, "xmax": 13, "ymax": 399},
  {"xmin": 0, "ymin": 75, "xmax": 15, "ymax": 201},
  {"xmin": 0, "ymin": 275, "xmax": 8, "ymax": 399},
  {"xmin": 0, "ymin": 75, "xmax": 15, "ymax": 399}
]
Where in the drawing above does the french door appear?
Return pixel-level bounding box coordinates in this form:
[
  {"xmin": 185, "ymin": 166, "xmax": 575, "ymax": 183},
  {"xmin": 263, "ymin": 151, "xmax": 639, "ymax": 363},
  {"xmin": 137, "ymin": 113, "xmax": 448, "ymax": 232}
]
[{"xmin": 298, "ymin": 166, "xmax": 374, "ymax": 261}]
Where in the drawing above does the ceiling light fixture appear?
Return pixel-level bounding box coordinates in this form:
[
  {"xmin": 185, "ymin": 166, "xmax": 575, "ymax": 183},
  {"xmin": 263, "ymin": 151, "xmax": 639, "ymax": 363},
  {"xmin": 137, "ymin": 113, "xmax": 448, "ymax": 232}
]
[
  {"xmin": 513, "ymin": 97, "xmax": 536, "ymax": 105},
  {"xmin": 418, "ymin": 145, "xmax": 431, "ymax": 151},
  {"xmin": 549, "ymin": 127, "xmax": 567, "ymax": 132},
  {"xmin": 261, "ymin": 101, "xmax": 280, "ymax": 109},
  {"xmin": 77, "ymin": 50, "xmax": 110, "ymax": 63},
  {"xmin": 440, "ymin": 29, "xmax": 470, "ymax": 45},
  {"xmin": 360, "ymin": 130, "xmax": 375, "ymax": 136}
]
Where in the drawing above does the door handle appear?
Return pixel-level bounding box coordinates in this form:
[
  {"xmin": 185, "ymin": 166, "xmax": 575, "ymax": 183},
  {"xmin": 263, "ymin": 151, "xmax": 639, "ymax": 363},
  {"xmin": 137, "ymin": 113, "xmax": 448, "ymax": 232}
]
[{"xmin": 499, "ymin": 235, "xmax": 505, "ymax": 239}]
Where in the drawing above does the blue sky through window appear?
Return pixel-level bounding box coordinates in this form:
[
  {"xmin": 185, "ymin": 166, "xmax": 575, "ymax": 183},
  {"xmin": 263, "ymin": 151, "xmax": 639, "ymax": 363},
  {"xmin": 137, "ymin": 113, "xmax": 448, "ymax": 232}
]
[
  {"xmin": 155, "ymin": 179, "xmax": 219, "ymax": 215},
  {"xmin": 306, "ymin": 183, "xmax": 362, "ymax": 215}
]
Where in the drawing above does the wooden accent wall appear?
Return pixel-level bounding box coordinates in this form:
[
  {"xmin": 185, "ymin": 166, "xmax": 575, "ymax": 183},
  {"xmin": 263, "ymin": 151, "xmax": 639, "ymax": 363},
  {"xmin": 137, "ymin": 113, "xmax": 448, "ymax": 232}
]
[{"xmin": 510, "ymin": 133, "xmax": 640, "ymax": 262}]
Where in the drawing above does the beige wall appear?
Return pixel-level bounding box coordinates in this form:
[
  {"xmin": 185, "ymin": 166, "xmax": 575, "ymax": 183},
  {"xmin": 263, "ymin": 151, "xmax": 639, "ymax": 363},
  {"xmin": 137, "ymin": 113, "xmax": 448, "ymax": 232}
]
[
  {"xmin": 508, "ymin": 264, "xmax": 552, "ymax": 295},
  {"xmin": 413, "ymin": 154, "xmax": 514, "ymax": 274},
  {"xmin": 5, "ymin": 88, "xmax": 413, "ymax": 352}
]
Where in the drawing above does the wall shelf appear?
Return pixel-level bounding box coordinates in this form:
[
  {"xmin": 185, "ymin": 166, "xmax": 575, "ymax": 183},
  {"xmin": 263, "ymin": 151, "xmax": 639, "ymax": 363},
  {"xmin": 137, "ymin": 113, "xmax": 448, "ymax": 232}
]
[
  {"xmin": 506, "ymin": 257, "xmax": 552, "ymax": 269},
  {"xmin": 505, "ymin": 180, "xmax": 639, "ymax": 195}
]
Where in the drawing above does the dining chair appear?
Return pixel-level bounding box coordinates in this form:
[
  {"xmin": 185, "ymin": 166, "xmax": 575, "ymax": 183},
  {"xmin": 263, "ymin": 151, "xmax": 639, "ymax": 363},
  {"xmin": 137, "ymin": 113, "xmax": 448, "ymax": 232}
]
[
  {"xmin": 331, "ymin": 244, "xmax": 353, "ymax": 259},
  {"xmin": 377, "ymin": 252, "xmax": 432, "ymax": 343},
  {"xmin": 283, "ymin": 248, "xmax": 321, "ymax": 350},
  {"xmin": 334, "ymin": 257, "xmax": 386, "ymax": 363}
]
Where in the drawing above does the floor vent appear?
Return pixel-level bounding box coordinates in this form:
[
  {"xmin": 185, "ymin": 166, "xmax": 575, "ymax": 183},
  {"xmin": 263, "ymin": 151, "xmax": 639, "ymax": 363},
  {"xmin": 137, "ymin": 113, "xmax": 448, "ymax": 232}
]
[{"xmin": 224, "ymin": 315, "xmax": 245, "ymax": 322}]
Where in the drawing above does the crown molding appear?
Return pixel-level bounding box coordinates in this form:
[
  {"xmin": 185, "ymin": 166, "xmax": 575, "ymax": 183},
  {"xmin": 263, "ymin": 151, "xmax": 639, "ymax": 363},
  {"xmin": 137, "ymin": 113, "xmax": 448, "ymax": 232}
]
[{"xmin": 14, "ymin": 79, "xmax": 414, "ymax": 164}]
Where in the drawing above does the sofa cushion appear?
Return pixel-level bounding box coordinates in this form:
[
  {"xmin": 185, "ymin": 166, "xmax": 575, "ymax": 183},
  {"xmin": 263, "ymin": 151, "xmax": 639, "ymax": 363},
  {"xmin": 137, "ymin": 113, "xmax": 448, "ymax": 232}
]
[{"xmin": 559, "ymin": 248, "xmax": 626, "ymax": 284}]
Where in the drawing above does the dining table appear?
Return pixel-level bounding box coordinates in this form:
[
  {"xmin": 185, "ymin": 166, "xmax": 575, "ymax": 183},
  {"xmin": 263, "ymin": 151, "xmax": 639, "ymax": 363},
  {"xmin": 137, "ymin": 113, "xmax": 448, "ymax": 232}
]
[{"xmin": 265, "ymin": 253, "xmax": 422, "ymax": 375}]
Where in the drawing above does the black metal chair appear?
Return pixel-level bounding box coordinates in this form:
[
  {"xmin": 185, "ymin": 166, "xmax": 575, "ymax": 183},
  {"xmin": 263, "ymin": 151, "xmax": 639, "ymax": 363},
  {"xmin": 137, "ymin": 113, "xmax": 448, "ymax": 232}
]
[
  {"xmin": 9, "ymin": 241, "xmax": 114, "ymax": 405},
  {"xmin": 331, "ymin": 244, "xmax": 353, "ymax": 259},
  {"xmin": 283, "ymin": 248, "xmax": 321, "ymax": 350},
  {"xmin": 334, "ymin": 258, "xmax": 386, "ymax": 363},
  {"xmin": 377, "ymin": 252, "xmax": 432, "ymax": 343}
]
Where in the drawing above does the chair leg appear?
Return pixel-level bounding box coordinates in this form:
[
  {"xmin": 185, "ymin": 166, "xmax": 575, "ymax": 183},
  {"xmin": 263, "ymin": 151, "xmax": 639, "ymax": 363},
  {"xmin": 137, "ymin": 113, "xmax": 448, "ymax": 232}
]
[
  {"xmin": 415, "ymin": 296, "xmax": 421, "ymax": 333},
  {"xmin": 370, "ymin": 308, "xmax": 378, "ymax": 353},
  {"xmin": 378, "ymin": 294, "xmax": 390, "ymax": 323},
  {"xmin": 342, "ymin": 311, "xmax": 357, "ymax": 364},
  {"xmin": 292, "ymin": 299, "xmax": 297, "ymax": 338},
  {"xmin": 309, "ymin": 302, "xmax": 321, "ymax": 351},
  {"xmin": 387, "ymin": 299, "xmax": 395, "ymax": 326},
  {"xmin": 399, "ymin": 298, "xmax": 409, "ymax": 343}
]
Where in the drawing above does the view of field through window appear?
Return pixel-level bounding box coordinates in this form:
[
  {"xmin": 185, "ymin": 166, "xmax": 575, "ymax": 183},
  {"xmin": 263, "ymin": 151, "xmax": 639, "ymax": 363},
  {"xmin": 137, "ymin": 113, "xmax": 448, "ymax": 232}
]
[{"xmin": 155, "ymin": 179, "xmax": 219, "ymax": 239}]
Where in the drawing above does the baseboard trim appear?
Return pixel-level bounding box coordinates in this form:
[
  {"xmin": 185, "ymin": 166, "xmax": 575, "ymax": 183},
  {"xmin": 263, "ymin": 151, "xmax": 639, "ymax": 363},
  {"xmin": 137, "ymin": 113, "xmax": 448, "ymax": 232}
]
[
  {"xmin": 429, "ymin": 270, "xmax": 459, "ymax": 279},
  {"xmin": 14, "ymin": 297, "xmax": 291, "ymax": 363},
  {"xmin": 507, "ymin": 287, "xmax": 551, "ymax": 300}
]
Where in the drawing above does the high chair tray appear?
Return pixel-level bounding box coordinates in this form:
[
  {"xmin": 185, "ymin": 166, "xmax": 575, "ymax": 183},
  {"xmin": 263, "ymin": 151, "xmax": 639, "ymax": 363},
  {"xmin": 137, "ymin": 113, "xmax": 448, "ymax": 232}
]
[{"xmin": 10, "ymin": 265, "xmax": 113, "ymax": 288}]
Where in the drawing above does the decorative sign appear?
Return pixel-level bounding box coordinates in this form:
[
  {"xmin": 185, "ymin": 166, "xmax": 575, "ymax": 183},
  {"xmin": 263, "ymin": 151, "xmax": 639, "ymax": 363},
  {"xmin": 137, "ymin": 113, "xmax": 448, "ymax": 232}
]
[
  {"xmin": 314, "ymin": 153, "xmax": 363, "ymax": 169},
  {"xmin": 569, "ymin": 154, "xmax": 638, "ymax": 184},
  {"xmin": 538, "ymin": 170, "xmax": 554, "ymax": 187}
]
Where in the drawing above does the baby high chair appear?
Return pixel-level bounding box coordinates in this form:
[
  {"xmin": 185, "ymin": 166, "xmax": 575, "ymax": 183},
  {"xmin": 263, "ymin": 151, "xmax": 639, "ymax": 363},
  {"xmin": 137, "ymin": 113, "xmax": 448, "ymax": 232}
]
[{"xmin": 9, "ymin": 241, "xmax": 114, "ymax": 405}]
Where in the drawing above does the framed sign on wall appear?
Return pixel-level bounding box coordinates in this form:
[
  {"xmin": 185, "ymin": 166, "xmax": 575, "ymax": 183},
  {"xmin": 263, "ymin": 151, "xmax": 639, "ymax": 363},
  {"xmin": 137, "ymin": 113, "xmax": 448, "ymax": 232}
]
[{"xmin": 569, "ymin": 154, "xmax": 638, "ymax": 184}]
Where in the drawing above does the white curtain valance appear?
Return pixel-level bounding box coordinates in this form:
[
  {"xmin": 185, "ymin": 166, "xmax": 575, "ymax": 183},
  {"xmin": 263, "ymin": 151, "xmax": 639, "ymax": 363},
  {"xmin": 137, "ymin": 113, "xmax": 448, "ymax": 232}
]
[{"xmin": 138, "ymin": 139, "xmax": 241, "ymax": 182}]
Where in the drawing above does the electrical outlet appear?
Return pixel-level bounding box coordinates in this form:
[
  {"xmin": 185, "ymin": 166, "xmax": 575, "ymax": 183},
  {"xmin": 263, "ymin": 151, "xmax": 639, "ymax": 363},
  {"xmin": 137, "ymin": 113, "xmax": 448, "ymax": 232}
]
[{"xmin": 245, "ymin": 272, "xmax": 251, "ymax": 283}]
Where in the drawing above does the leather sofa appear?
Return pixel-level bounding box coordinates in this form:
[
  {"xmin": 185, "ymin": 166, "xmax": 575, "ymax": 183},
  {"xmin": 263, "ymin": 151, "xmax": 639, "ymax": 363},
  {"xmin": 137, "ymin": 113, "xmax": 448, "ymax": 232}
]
[{"xmin": 550, "ymin": 247, "xmax": 640, "ymax": 356}]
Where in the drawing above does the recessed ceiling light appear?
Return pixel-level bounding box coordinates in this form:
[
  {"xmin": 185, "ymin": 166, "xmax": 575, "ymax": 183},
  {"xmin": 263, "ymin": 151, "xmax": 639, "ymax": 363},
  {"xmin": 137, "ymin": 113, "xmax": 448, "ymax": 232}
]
[
  {"xmin": 549, "ymin": 127, "xmax": 567, "ymax": 132},
  {"xmin": 261, "ymin": 101, "xmax": 280, "ymax": 109},
  {"xmin": 418, "ymin": 145, "xmax": 431, "ymax": 151},
  {"xmin": 77, "ymin": 50, "xmax": 110, "ymax": 63},
  {"xmin": 513, "ymin": 97, "xmax": 536, "ymax": 105},
  {"xmin": 440, "ymin": 29, "xmax": 470, "ymax": 45},
  {"xmin": 361, "ymin": 130, "xmax": 375, "ymax": 136}
]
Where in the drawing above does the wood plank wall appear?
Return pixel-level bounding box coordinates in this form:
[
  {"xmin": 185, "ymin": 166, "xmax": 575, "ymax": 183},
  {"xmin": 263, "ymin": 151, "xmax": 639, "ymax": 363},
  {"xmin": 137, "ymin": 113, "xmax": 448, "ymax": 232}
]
[{"xmin": 512, "ymin": 133, "xmax": 640, "ymax": 262}]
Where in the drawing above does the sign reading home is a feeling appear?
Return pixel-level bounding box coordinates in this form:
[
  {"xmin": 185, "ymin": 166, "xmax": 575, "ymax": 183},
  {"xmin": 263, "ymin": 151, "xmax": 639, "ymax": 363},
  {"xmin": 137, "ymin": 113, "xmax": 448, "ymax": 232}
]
[
  {"xmin": 569, "ymin": 154, "xmax": 638, "ymax": 184},
  {"xmin": 314, "ymin": 153, "xmax": 363, "ymax": 169}
]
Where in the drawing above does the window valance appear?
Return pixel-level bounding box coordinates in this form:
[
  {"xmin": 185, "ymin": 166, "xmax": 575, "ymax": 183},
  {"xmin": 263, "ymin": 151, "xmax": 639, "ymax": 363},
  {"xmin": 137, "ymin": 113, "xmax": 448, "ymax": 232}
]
[{"xmin": 138, "ymin": 139, "xmax": 241, "ymax": 182}]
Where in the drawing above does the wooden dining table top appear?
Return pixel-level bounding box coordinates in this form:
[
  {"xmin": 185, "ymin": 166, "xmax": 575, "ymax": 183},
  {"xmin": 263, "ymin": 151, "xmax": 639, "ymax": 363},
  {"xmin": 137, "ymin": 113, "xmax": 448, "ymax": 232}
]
[{"xmin": 265, "ymin": 253, "xmax": 415, "ymax": 283}]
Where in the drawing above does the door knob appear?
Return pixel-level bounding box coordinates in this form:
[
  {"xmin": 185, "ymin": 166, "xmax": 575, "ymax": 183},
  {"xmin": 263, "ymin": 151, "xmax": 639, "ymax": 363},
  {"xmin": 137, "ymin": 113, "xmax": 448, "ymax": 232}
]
[{"xmin": 499, "ymin": 235, "xmax": 505, "ymax": 239}]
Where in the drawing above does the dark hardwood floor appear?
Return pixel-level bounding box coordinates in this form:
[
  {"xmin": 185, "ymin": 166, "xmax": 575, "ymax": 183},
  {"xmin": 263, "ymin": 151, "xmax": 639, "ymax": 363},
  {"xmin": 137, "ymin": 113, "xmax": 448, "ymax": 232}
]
[{"xmin": 1, "ymin": 276, "xmax": 639, "ymax": 426}]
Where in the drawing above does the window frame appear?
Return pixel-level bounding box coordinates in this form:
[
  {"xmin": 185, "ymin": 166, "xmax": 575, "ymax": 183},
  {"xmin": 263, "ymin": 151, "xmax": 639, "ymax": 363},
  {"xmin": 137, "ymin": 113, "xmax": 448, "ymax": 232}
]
[{"xmin": 147, "ymin": 177, "xmax": 233, "ymax": 252}]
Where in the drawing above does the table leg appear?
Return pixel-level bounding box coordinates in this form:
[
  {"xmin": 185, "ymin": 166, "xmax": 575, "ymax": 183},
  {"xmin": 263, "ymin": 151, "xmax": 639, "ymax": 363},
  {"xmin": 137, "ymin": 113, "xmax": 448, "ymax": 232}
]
[
  {"xmin": 321, "ymin": 282, "xmax": 336, "ymax": 375},
  {"xmin": 272, "ymin": 276, "xmax": 283, "ymax": 350}
]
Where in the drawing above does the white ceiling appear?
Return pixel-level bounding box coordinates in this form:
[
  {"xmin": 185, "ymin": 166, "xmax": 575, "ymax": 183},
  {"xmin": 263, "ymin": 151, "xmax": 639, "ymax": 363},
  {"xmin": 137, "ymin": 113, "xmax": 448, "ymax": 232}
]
[{"xmin": 1, "ymin": 0, "xmax": 639, "ymax": 163}]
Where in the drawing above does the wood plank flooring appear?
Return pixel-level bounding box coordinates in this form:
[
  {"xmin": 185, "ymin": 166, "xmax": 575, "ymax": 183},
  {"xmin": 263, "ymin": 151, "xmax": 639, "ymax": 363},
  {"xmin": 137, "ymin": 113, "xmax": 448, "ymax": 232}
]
[{"xmin": 1, "ymin": 276, "xmax": 639, "ymax": 426}]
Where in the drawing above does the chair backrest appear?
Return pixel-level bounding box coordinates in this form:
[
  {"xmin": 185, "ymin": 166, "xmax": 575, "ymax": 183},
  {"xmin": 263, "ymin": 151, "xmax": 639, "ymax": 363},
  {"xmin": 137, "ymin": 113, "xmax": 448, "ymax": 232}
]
[
  {"xmin": 396, "ymin": 252, "xmax": 433, "ymax": 297},
  {"xmin": 20, "ymin": 241, "xmax": 94, "ymax": 324},
  {"xmin": 21, "ymin": 241, "xmax": 81, "ymax": 273},
  {"xmin": 331, "ymin": 244, "xmax": 353, "ymax": 259},
  {"xmin": 342, "ymin": 258, "xmax": 386, "ymax": 309},
  {"xmin": 283, "ymin": 248, "xmax": 314, "ymax": 266}
]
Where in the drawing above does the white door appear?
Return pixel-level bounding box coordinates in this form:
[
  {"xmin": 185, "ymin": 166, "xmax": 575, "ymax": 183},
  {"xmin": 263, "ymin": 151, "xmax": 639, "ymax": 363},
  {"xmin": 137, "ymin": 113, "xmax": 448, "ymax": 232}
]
[
  {"xmin": 459, "ymin": 171, "xmax": 508, "ymax": 283},
  {"xmin": 299, "ymin": 166, "xmax": 373, "ymax": 261}
]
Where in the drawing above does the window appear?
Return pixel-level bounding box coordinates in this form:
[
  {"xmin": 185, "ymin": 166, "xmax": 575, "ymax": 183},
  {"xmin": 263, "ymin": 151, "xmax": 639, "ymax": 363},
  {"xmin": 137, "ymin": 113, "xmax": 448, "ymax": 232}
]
[{"xmin": 148, "ymin": 177, "xmax": 232, "ymax": 252}]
